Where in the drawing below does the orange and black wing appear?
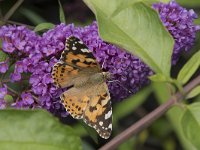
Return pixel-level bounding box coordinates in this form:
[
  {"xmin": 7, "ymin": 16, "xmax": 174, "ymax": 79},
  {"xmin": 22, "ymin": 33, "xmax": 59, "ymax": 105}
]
[
  {"xmin": 51, "ymin": 36, "xmax": 100, "ymax": 88},
  {"xmin": 60, "ymin": 82, "xmax": 112, "ymax": 139}
]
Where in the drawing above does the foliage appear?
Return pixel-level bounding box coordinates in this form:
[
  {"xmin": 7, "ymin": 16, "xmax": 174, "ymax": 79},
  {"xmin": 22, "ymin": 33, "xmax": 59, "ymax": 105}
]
[
  {"xmin": 181, "ymin": 103, "xmax": 200, "ymax": 149},
  {"xmin": 178, "ymin": 50, "xmax": 200, "ymax": 85},
  {"xmin": 84, "ymin": 0, "xmax": 174, "ymax": 76},
  {"xmin": 34, "ymin": 23, "xmax": 55, "ymax": 32},
  {"xmin": 0, "ymin": 109, "xmax": 81, "ymax": 150}
]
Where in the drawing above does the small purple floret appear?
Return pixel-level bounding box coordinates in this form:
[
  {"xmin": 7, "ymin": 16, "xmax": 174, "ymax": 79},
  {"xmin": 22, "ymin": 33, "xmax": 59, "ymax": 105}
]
[
  {"xmin": 21, "ymin": 92, "xmax": 34, "ymax": 105},
  {"xmin": 0, "ymin": 84, "xmax": 7, "ymax": 99},
  {"xmin": 0, "ymin": 61, "xmax": 8, "ymax": 73}
]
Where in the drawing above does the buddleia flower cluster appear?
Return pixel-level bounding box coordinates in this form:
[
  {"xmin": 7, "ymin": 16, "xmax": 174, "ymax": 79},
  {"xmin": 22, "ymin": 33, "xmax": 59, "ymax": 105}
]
[
  {"xmin": 153, "ymin": 0, "xmax": 200, "ymax": 64},
  {"xmin": 0, "ymin": 1, "xmax": 199, "ymax": 117}
]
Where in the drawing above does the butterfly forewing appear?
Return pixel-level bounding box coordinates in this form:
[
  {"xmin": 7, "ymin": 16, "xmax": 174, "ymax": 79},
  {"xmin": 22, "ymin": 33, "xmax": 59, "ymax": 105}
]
[
  {"xmin": 60, "ymin": 36, "xmax": 99, "ymax": 68},
  {"xmin": 52, "ymin": 36, "xmax": 101, "ymax": 88},
  {"xmin": 51, "ymin": 36, "xmax": 112, "ymax": 139},
  {"xmin": 52, "ymin": 62, "xmax": 78, "ymax": 88}
]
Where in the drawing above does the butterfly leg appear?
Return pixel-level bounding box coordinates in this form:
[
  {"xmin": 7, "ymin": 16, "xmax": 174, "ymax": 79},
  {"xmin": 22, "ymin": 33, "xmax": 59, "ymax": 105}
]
[
  {"xmin": 101, "ymin": 59, "xmax": 106, "ymax": 70},
  {"xmin": 107, "ymin": 80, "xmax": 132, "ymax": 93}
]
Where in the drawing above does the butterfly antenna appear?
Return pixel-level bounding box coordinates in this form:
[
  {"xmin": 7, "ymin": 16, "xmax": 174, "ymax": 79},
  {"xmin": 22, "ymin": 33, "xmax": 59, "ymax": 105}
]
[
  {"xmin": 108, "ymin": 80, "xmax": 132, "ymax": 94},
  {"xmin": 101, "ymin": 59, "xmax": 106, "ymax": 70}
]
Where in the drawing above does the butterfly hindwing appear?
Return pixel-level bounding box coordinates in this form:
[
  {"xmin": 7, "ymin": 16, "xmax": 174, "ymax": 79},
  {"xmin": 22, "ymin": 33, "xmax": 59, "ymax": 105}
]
[
  {"xmin": 60, "ymin": 82, "xmax": 112, "ymax": 139},
  {"xmin": 60, "ymin": 87, "xmax": 89, "ymax": 119},
  {"xmin": 83, "ymin": 83, "xmax": 112, "ymax": 139}
]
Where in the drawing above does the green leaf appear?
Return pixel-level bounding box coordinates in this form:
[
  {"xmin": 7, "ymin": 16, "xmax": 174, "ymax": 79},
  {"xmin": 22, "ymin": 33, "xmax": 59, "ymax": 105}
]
[
  {"xmin": 58, "ymin": 0, "xmax": 66, "ymax": 24},
  {"xmin": 0, "ymin": 51, "xmax": 8, "ymax": 62},
  {"xmin": 178, "ymin": 50, "xmax": 200, "ymax": 85},
  {"xmin": 176, "ymin": 0, "xmax": 200, "ymax": 7},
  {"xmin": 151, "ymin": 118, "xmax": 173, "ymax": 138},
  {"xmin": 181, "ymin": 102, "xmax": 200, "ymax": 149},
  {"xmin": 0, "ymin": 40, "xmax": 8, "ymax": 62},
  {"xmin": 149, "ymin": 74, "xmax": 170, "ymax": 82},
  {"xmin": 34, "ymin": 23, "xmax": 55, "ymax": 32},
  {"xmin": 186, "ymin": 86, "xmax": 200, "ymax": 99},
  {"xmin": 152, "ymin": 82, "xmax": 197, "ymax": 150},
  {"xmin": 149, "ymin": 74, "xmax": 183, "ymax": 92},
  {"xmin": 0, "ymin": 20, "xmax": 5, "ymax": 26},
  {"xmin": 194, "ymin": 17, "xmax": 200, "ymax": 26},
  {"xmin": 79, "ymin": 121, "xmax": 98, "ymax": 144},
  {"xmin": 163, "ymin": 138, "xmax": 176, "ymax": 150},
  {"xmin": 140, "ymin": 0, "xmax": 171, "ymax": 5},
  {"xmin": 0, "ymin": 109, "xmax": 81, "ymax": 150},
  {"xmin": 4, "ymin": 95, "xmax": 13, "ymax": 103},
  {"xmin": 83, "ymin": 0, "xmax": 174, "ymax": 76},
  {"xmin": 82, "ymin": 141, "xmax": 95, "ymax": 150},
  {"xmin": 73, "ymin": 124, "xmax": 87, "ymax": 137},
  {"xmin": 19, "ymin": 8, "xmax": 46, "ymax": 25},
  {"xmin": 118, "ymin": 137, "xmax": 136, "ymax": 150}
]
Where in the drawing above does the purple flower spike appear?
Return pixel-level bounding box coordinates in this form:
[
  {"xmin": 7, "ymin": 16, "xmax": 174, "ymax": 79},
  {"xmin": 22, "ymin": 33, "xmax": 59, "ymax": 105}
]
[
  {"xmin": 32, "ymin": 83, "xmax": 47, "ymax": 96},
  {"xmin": 15, "ymin": 61, "xmax": 24, "ymax": 73},
  {"xmin": 0, "ymin": 101, "xmax": 6, "ymax": 109},
  {"xmin": 2, "ymin": 42, "xmax": 15, "ymax": 53},
  {"xmin": 10, "ymin": 72, "xmax": 21, "ymax": 82},
  {"xmin": 0, "ymin": 84, "xmax": 7, "ymax": 99},
  {"xmin": 0, "ymin": 61, "xmax": 8, "ymax": 73},
  {"xmin": 0, "ymin": 85, "xmax": 7, "ymax": 109},
  {"xmin": 153, "ymin": 0, "xmax": 200, "ymax": 64},
  {"xmin": 0, "ymin": 25, "xmax": 39, "ymax": 55}
]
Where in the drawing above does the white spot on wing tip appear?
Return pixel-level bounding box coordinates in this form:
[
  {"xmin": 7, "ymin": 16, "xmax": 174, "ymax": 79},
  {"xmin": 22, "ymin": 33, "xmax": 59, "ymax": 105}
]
[
  {"xmin": 105, "ymin": 110, "xmax": 112, "ymax": 120},
  {"xmin": 101, "ymin": 134, "xmax": 110, "ymax": 139},
  {"xmin": 78, "ymin": 41, "xmax": 83, "ymax": 44},
  {"xmin": 81, "ymin": 48, "xmax": 90, "ymax": 53},
  {"xmin": 108, "ymin": 124, "xmax": 112, "ymax": 130},
  {"xmin": 99, "ymin": 121, "xmax": 103, "ymax": 126},
  {"xmin": 72, "ymin": 47, "xmax": 77, "ymax": 50}
]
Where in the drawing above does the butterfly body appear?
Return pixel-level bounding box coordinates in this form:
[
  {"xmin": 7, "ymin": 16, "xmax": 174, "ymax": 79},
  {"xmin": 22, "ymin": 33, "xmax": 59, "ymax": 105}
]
[
  {"xmin": 51, "ymin": 36, "xmax": 112, "ymax": 139},
  {"xmin": 75, "ymin": 72, "xmax": 111, "ymax": 88}
]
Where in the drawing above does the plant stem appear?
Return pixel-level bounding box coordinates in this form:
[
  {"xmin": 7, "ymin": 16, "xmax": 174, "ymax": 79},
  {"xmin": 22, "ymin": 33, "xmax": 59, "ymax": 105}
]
[
  {"xmin": 3, "ymin": 0, "xmax": 24, "ymax": 22},
  {"xmin": 0, "ymin": 73, "xmax": 6, "ymax": 87},
  {"xmin": 7, "ymin": 86, "xmax": 38, "ymax": 101},
  {"xmin": 0, "ymin": 20, "xmax": 35, "ymax": 30},
  {"xmin": 31, "ymin": 94, "xmax": 38, "ymax": 101},
  {"xmin": 7, "ymin": 86, "xmax": 19, "ymax": 96},
  {"xmin": 99, "ymin": 75, "xmax": 200, "ymax": 150},
  {"xmin": 0, "ymin": 5, "xmax": 3, "ymax": 19},
  {"xmin": 10, "ymin": 20, "xmax": 33, "ymax": 29}
]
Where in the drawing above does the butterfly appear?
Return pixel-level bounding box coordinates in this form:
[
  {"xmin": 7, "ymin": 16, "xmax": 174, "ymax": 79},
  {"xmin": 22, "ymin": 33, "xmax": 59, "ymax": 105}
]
[{"xmin": 51, "ymin": 36, "xmax": 112, "ymax": 139}]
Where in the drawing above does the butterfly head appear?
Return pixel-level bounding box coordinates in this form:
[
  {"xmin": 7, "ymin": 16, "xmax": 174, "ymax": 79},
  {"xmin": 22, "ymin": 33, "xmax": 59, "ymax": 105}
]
[{"xmin": 102, "ymin": 72, "xmax": 112, "ymax": 81}]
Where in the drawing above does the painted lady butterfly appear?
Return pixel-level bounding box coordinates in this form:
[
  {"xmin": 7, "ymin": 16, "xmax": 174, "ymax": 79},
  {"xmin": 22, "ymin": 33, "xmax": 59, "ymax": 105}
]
[{"xmin": 51, "ymin": 36, "xmax": 112, "ymax": 139}]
